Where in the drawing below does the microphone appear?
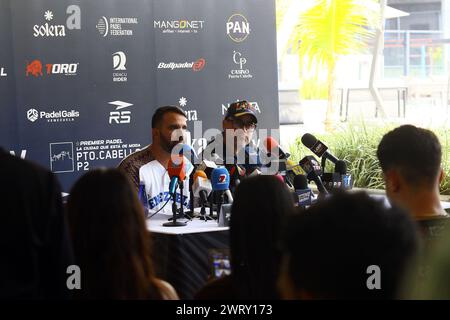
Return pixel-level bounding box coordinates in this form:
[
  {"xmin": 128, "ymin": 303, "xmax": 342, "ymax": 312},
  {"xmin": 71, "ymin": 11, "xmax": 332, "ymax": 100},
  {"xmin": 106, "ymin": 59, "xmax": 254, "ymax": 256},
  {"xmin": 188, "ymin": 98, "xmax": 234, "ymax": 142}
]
[
  {"xmin": 193, "ymin": 170, "xmax": 212, "ymax": 205},
  {"xmin": 164, "ymin": 155, "xmax": 189, "ymax": 227},
  {"xmin": 298, "ymin": 155, "xmax": 328, "ymax": 194},
  {"xmin": 197, "ymin": 159, "xmax": 218, "ymax": 179},
  {"xmin": 334, "ymin": 160, "xmax": 347, "ymax": 174},
  {"xmin": 334, "ymin": 160, "xmax": 353, "ymax": 190},
  {"xmin": 293, "ymin": 174, "xmax": 312, "ymax": 208},
  {"xmin": 301, "ymin": 133, "xmax": 339, "ymax": 164},
  {"xmin": 211, "ymin": 167, "xmax": 231, "ymax": 217},
  {"xmin": 176, "ymin": 143, "xmax": 199, "ymax": 166},
  {"xmin": 168, "ymin": 155, "xmax": 187, "ymax": 195},
  {"xmin": 264, "ymin": 136, "xmax": 290, "ymax": 160}
]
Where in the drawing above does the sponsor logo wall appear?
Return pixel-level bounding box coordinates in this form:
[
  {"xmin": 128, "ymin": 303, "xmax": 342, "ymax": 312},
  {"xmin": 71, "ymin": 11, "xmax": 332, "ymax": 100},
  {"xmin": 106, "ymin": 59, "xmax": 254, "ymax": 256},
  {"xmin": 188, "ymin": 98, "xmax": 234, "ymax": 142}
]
[{"xmin": 2, "ymin": 0, "xmax": 279, "ymax": 191}]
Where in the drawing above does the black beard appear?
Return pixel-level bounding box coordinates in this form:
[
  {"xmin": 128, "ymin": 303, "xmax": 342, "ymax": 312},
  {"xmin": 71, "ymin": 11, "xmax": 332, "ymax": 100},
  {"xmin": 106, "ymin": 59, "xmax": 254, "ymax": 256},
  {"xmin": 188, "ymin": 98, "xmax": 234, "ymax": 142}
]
[{"xmin": 161, "ymin": 134, "xmax": 181, "ymax": 154}]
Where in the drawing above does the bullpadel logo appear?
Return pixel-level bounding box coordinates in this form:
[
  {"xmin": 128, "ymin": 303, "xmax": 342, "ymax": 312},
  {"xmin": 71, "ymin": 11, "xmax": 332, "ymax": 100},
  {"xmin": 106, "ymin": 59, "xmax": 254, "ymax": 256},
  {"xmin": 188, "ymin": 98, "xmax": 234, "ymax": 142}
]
[{"xmin": 157, "ymin": 58, "xmax": 206, "ymax": 72}]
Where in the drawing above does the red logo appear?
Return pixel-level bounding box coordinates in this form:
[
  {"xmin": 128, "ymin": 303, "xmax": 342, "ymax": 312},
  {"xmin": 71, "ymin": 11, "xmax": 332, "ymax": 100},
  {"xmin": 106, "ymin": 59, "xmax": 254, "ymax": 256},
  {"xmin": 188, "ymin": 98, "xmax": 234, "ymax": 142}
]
[
  {"xmin": 26, "ymin": 60, "xmax": 43, "ymax": 77},
  {"xmin": 192, "ymin": 58, "xmax": 205, "ymax": 72},
  {"xmin": 218, "ymin": 174, "xmax": 227, "ymax": 183}
]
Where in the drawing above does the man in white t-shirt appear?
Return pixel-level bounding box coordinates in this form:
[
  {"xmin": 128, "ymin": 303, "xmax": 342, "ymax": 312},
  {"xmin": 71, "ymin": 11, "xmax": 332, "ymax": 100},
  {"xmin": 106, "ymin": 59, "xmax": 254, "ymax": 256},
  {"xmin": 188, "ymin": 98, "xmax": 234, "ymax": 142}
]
[{"xmin": 118, "ymin": 106, "xmax": 189, "ymax": 214}]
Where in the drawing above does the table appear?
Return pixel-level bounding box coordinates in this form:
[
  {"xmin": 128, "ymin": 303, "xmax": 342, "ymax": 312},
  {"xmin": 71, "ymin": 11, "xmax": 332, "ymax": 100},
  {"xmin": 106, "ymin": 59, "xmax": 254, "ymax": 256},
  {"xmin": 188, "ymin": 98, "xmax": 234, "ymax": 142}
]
[{"xmin": 147, "ymin": 212, "xmax": 229, "ymax": 300}]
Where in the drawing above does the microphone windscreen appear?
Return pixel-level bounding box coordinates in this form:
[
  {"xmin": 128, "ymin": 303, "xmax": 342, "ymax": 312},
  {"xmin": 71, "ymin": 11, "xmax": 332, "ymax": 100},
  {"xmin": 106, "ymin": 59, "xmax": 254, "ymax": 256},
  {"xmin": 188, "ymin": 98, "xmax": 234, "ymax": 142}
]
[
  {"xmin": 211, "ymin": 167, "xmax": 230, "ymax": 191},
  {"xmin": 193, "ymin": 170, "xmax": 207, "ymax": 180},
  {"xmin": 168, "ymin": 155, "xmax": 187, "ymax": 181},
  {"xmin": 274, "ymin": 174, "xmax": 285, "ymax": 184},
  {"xmin": 264, "ymin": 136, "xmax": 278, "ymax": 152},
  {"xmin": 334, "ymin": 160, "xmax": 347, "ymax": 174},
  {"xmin": 177, "ymin": 143, "xmax": 198, "ymax": 165},
  {"xmin": 293, "ymin": 174, "xmax": 308, "ymax": 189},
  {"xmin": 301, "ymin": 133, "xmax": 317, "ymax": 148}
]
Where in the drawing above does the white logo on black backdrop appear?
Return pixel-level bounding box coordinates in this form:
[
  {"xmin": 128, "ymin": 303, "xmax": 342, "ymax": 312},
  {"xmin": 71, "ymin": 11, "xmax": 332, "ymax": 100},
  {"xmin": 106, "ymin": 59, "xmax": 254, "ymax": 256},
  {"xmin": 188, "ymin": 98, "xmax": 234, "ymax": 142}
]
[
  {"xmin": 153, "ymin": 20, "xmax": 204, "ymax": 34},
  {"xmin": 108, "ymin": 101, "xmax": 133, "ymax": 124},
  {"xmin": 33, "ymin": 5, "xmax": 81, "ymax": 37},
  {"xmin": 112, "ymin": 51, "xmax": 127, "ymax": 82},
  {"xmin": 221, "ymin": 101, "xmax": 261, "ymax": 115},
  {"xmin": 0, "ymin": 67, "xmax": 7, "ymax": 77},
  {"xmin": 226, "ymin": 14, "xmax": 250, "ymax": 43},
  {"xmin": 178, "ymin": 97, "xmax": 198, "ymax": 121},
  {"xmin": 49, "ymin": 142, "xmax": 74, "ymax": 173},
  {"xmin": 158, "ymin": 58, "xmax": 206, "ymax": 72},
  {"xmin": 229, "ymin": 51, "xmax": 253, "ymax": 79},
  {"xmin": 96, "ymin": 16, "xmax": 138, "ymax": 37},
  {"xmin": 26, "ymin": 108, "xmax": 80, "ymax": 123}
]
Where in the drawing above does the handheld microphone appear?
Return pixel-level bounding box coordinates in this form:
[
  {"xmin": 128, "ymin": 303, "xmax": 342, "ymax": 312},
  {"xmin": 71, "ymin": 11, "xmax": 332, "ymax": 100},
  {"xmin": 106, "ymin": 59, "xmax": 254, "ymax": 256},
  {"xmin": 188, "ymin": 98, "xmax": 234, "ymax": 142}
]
[
  {"xmin": 197, "ymin": 159, "xmax": 218, "ymax": 179},
  {"xmin": 334, "ymin": 160, "xmax": 347, "ymax": 174},
  {"xmin": 264, "ymin": 136, "xmax": 290, "ymax": 160},
  {"xmin": 211, "ymin": 167, "xmax": 231, "ymax": 217},
  {"xmin": 193, "ymin": 170, "xmax": 212, "ymax": 204},
  {"xmin": 334, "ymin": 160, "xmax": 353, "ymax": 190},
  {"xmin": 299, "ymin": 155, "xmax": 328, "ymax": 194},
  {"xmin": 176, "ymin": 143, "xmax": 199, "ymax": 166},
  {"xmin": 168, "ymin": 155, "xmax": 187, "ymax": 195},
  {"xmin": 164, "ymin": 155, "xmax": 189, "ymax": 227},
  {"xmin": 301, "ymin": 133, "xmax": 339, "ymax": 164},
  {"xmin": 211, "ymin": 167, "xmax": 230, "ymax": 192},
  {"xmin": 293, "ymin": 174, "xmax": 312, "ymax": 208}
]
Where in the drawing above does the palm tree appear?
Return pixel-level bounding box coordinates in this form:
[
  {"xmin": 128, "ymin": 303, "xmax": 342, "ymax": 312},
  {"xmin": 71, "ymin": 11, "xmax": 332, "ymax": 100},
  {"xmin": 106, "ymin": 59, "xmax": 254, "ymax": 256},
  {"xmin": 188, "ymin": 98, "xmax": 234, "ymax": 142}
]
[{"xmin": 287, "ymin": 0, "xmax": 377, "ymax": 131}]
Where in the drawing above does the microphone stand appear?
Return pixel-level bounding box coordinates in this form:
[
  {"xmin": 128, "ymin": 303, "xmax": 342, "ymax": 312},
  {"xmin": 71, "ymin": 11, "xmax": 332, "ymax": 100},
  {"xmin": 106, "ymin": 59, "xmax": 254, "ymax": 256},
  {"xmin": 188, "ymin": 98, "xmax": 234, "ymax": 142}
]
[{"xmin": 163, "ymin": 182, "xmax": 187, "ymax": 227}]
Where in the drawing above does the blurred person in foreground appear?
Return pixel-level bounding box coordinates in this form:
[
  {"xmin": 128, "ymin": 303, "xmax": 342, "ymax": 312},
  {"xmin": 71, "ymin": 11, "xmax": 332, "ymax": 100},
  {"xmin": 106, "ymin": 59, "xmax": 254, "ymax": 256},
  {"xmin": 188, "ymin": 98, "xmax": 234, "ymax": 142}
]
[
  {"xmin": 66, "ymin": 168, "xmax": 178, "ymax": 299},
  {"xmin": 377, "ymin": 125, "xmax": 449, "ymax": 243},
  {"xmin": 278, "ymin": 192, "xmax": 419, "ymax": 300},
  {"xmin": 195, "ymin": 175, "xmax": 295, "ymax": 299},
  {"xmin": 0, "ymin": 148, "xmax": 73, "ymax": 299}
]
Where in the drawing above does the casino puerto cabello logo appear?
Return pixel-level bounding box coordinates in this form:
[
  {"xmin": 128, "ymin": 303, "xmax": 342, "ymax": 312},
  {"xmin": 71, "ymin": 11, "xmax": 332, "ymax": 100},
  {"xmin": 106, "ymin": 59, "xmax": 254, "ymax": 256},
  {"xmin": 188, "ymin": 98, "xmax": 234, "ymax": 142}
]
[
  {"xmin": 26, "ymin": 107, "xmax": 80, "ymax": 123},
  {"xmin": 226, "ymin": 13, "xmax": 250, "ymax": 43},
  {"xmin": 25, "ymin": 59, "xmax": 78, "ymax": 77},
  {"xmin": 228, "ymin": 51, "xmax": 253, "ymax": 79},
  {"xmin": 33, "ymin": 6, "xmax": 81, "ymax": 37},
  {"xmin": 153, "ymin": 19, "xmax": 204, "ymax": 34},
  {"xmin": 96, "ymin": 16, "xmax": 138, "ymax": 37},
  {"xmin": 158, "ymin": 58, "xmax": 206, "ymax": 72}
]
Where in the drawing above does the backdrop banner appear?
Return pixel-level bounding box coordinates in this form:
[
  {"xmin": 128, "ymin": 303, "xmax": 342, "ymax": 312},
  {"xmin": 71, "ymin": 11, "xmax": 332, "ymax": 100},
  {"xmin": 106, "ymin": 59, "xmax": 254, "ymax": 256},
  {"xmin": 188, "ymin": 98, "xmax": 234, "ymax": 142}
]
[{"xmin": 0, "ymin": 0, "xmax": 279, "ymax": 191}]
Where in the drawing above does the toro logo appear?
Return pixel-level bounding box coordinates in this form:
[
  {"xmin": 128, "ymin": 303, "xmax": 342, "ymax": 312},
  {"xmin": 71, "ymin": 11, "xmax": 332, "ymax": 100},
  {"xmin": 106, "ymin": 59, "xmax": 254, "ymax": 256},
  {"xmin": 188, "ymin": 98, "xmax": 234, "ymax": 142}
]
[{"xmin": 26, "ymin": 60, "xmax": 78, "ymax": 77}]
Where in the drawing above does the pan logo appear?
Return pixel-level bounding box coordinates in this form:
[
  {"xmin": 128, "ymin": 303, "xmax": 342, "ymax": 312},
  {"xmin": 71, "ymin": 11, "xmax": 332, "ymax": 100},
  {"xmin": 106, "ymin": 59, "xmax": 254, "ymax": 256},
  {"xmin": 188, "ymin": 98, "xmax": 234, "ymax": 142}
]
[
  {"xmin": 112, "ymin": 51, "xmax": 127, "ymax": 82},
  {"xmin": 0, "ymin": 67, "xmax": 6, "ymax": 77},
  {"xmin": 33, "ymin": 6, "xmax": 81, "ymax": 37},
  {"xmin": 96, "ymin": 16, "xmax": 138, "ymax": 37},
  {"xmin": 109, "ymin": 101, "xmax": 133, "ymax": 124},
  {"xmin": 226, "ymin": 14, "xmax": 250, "ymax": 43},
  {"xmin": 49, "ymin": 142, "xmax": 74, "ymax": 173}
]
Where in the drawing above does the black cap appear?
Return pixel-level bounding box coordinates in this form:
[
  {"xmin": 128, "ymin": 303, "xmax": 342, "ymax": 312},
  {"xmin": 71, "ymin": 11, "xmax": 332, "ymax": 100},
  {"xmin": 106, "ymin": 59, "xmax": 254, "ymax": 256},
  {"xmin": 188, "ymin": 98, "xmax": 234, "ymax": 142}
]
[{"xmin": 225, "ymin": 100, "xmax": 257, "ymax": 123}]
